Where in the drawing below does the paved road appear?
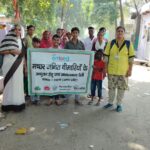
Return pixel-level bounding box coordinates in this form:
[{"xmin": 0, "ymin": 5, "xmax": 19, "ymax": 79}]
[{"xmin": 0, "ymin": 65, "xmax": 150, "ymax": 150}]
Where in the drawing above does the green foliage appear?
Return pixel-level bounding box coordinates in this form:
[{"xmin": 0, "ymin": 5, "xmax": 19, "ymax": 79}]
[
  {"xmin": 0, "ymin": 0, "xmax": 118, "ymax": 36},
  {"xmin": 91, "ymin": 0, "xmax": 118, "ymax": 27}
]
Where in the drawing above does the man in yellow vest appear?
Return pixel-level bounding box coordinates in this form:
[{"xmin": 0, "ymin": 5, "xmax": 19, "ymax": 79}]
[{"xmin": 104, "ymin": 26, "xmax": 135, "ymax": 112}]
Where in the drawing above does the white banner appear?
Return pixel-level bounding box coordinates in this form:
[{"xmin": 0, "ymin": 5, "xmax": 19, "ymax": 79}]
[{"xmin": 28, "ymin": 49, "xmax": 94, "ymax": 95}]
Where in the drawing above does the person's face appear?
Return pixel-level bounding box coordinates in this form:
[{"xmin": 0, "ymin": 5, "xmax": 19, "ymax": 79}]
[
  {"xmin": 63, "ymin": 35, "xmax": 68, "ymax": 42},
  {"xmin": 14, "ymin": 26, "xmax": 21, "ymax": 37},
  {"xmin": 88, "ymin": 29, "xmax": 94, "ymax": 37},
  {"xmin": 116, "ymin": 28, "xmax": 125, "ymax": 40},
  {"xmin": 57, "ymin": 29, "xmax": 62, "ymax": 37},
  {"xmin": 71, "ymin": 30, "xmax": 79, "ymax": 40},
  {"xmin": 61, "ymin": 29, "xmax": 65, "ymax": 34},
  {"xmin": 44, "ymin": 31, "xmax": 50, "ymax": 40},
  {"xmin": 52, "ymin": 37, "xmax": 60, "ymax": 48},
  {"xmin": 95, "ymin": 52, "xmax": 102, "ymax": 60},
  {"xmin": 28, "ymin": 27, "xmax": 35, "ymax": 36},
  {"xmin": 97, "ymin": 32, "xmax": 104, "ymax": 41},
  {"xmin": 33, "ymin": 42, "xmax": 40, "ymax": 48},
  {"xmin": 66, "ymin": 33, "xmax": 72, "ymax": 40}
]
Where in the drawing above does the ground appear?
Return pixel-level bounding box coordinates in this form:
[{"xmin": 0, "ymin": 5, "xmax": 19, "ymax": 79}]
[{"xmin": 0, "ymin": 64, "xmax": 150, "ymax": 150}]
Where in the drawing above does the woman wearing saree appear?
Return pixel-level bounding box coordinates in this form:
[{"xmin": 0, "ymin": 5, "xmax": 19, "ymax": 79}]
[{"xmin": 0, "ymin": 24, "xmax": 25, "ymax": 112}]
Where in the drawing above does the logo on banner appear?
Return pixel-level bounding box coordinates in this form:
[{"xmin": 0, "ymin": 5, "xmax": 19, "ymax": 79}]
[
  {"xmin": 44, "ymin": 86, "xmax": 51, "ymax": 91},
  {"xmin": 34, "ymin": 86, "xmax": 41, "ymax": 91},
  {"xmin": 52, "ymin": 54, "xmax": 70, "ymax": 62}
]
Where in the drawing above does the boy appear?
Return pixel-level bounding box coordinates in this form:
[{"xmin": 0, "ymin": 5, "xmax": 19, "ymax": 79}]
[{"xmin": 64, "ymin": 27, "xmax": 85, "ymax": 105}]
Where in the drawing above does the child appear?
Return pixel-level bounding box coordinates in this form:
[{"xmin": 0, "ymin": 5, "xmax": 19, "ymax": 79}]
[
  {"xmin": 47, "ymin": 34, "xmax": 63, "ymax": 106},
  {"xmin": 31, "ymin": 37, "xmax": 41, "ymax": 105},
  {"xmin": 88, "ymin": 50, "xmax": 105, "ymax": 106}
]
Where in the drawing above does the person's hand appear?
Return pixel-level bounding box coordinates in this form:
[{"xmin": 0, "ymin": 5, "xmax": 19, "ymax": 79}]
[
  {"xmin": 126, "ymin": 69, "xmax": 132, "ymax": 77},
  {"xmin": 10, "ymin": 50, "xmax": 21, "ymax": 55},
  {"xmin": 104, "ymin": 67, "xmax": 108, "ymax": 76}
]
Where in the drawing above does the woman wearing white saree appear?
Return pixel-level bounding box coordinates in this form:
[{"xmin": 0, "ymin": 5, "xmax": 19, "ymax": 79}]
[{"xmin": 0, "ymin": 24, "xmax": 25, "ymax": 112}]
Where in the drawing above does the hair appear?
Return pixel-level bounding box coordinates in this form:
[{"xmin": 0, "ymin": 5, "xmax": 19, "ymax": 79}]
[
  {"xmin": 99, "ymin": 27, "xmax": 106, "ymax": 33},
  {"xmin": 32, "ymin": 37, "xmax": 40, "ymax": 43},
  {"xmin": 97, "ymin": 31, "xmax": 104, "ymax": 36},
  {"xmin": 71, "ymin": 27, "xmax": 80, "ymax": 33},
  {"xmin": 11, "ymin": 24, "xmax": 21, "ymax": 31},
  {"xmin": 116, "ymin": 26, "xmax": 125, "ymax": 32},
  {"xmin": 66, "ymin": 32, "xmax": 71, "ymax": 35},
  {"xmin": 95, "ymin": 49, "xmax": 103, "ymax": 60},
  {"xmin": 52, "ymin": 34, "xmax": 60, "ymax": 40},
  {"xmin": 27, "ymin": 25, "xmax": 35, "ymax": 30},
  {"xmin": 88, "ymin": 26, "xmax": 94, "ymax": 30},
  {"xmin": 56, "ymin": 28, "xmax": 62, "ymax": 32}
]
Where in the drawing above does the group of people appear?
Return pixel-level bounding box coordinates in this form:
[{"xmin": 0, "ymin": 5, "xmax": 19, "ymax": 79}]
[{"xmin": 0, "ymin": 24, "xmax": 135, "ymax": 113}]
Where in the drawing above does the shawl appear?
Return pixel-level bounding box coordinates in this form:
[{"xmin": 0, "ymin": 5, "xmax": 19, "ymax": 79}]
[
  {"xmin": 40, "ymin": 31, "xmax": 52, "ymax": 48},
  {"xmin": 0, "ymin": 30, "xmax": 19, "ymax": 51}
]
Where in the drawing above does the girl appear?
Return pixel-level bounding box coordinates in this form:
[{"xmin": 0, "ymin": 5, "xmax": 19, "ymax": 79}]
[{"xmin": 88, "ymin": 50, "xmax": 105, "ymax": 106}]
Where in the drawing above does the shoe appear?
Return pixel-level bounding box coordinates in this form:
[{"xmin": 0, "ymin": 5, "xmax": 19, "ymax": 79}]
[
  {"xmin": 116, "ymin": 105, "xmax": 122, "ymax": 112},
  {"xmin": 87, "ymin": 100, "xmax": 93, "ymax": 105},
  {"xmin": 75, "ymin": 100, "xmax": 83, "ymax": 106},
  {"xmin": 104, "ymin": 103, "xmax": 113, "ymax": 109}
]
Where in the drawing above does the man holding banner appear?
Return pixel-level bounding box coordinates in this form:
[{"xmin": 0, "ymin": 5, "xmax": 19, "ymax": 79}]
[{"xmin": 64, "ymin": 27, "xmax": 85, "ymax": 105}]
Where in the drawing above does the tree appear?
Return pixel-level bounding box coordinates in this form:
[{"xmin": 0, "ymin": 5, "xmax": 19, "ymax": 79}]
[
  {"xmin": 90, "ymin": 0, "xmax": 118, "ymax": 29},
  {"xmin": 0, "ymin": 0, "xmax": 119, "ymax": 35},
  {"xmin": 119, "ymin": 0, "xmax": 124, "ymax": 27}
]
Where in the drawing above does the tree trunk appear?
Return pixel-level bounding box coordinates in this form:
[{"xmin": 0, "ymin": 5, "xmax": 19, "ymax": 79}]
[
  {"xmin": 132, "ymin": 0, "xmax": 141, "ymax": 50},
  {"xmin": 119, "ymin": 0, "xmax": 124, "ymax": 27},
  {"xmin": 61, "ymin": 6, "xmax": 64, "ymax": 28}
]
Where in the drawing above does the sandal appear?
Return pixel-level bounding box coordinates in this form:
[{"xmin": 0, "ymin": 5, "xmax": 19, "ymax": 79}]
[
  {"xmin": 87, "ymin": 100, "xmax": 93, "ymax": 105},
  {"xmin": 95, "ymin": 100, "xmax": 101, "ymax": 106},
  {"xmin": 75, "ymin": 100, "xmax": 83, "ymax": 106},
  {"xmin": 55, "ymin": 100, "xmax": 62, "ymax": 106},
  {"xmin": 45, "ymin": 100, "xmax": 53, "ymax": 106}
]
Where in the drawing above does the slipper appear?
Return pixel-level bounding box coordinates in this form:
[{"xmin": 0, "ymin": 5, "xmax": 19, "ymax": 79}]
[
  {"xmin": 55, "ymin": 100, "xmax": 62, "ymax": 106},
  {"xmin": 87, "ymin": 100, "xmax": 93, "ymax": 105},
  {"xmin": 95, "ymin": 102, "xmax": 100, "ymax": 106},
  {"xmin": 75, "ymin": 100, "xmax": 83, "ymax": 106},
  {"xmin": 45, "ymin": 100, "xmax": 53, "ymax": 106}
]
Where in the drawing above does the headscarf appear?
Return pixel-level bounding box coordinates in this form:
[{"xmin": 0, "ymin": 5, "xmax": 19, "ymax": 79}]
[{"xmin": 40, "ymin": 30, "xmax": 52, "ymax": 48}]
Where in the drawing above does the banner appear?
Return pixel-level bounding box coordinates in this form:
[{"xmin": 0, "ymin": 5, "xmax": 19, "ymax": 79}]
[{"xmin": 27, "ymin": 49, "xmax": 94, "ymax": 96}]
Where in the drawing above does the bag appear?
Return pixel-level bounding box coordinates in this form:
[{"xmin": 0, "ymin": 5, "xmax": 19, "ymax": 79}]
[
  {"xmin": 110, "ymin": 39, "xmax": 130, "ymax": 54},
  {"xmin": 0, "ymin": 76, "xmax": 4, "ymax": 93},
  {"xmin": 0, "ymin": 54, "xmax": 4, "ymax": 68}
]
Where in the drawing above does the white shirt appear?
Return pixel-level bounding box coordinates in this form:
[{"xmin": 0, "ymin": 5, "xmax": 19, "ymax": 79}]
[
  {"xmin": 83, "ymin": 37, "xmax": 96, "ymax": 51},
  {"xmin": 95, "ymin": 39, "xmax": 106, "ymax": 50}
]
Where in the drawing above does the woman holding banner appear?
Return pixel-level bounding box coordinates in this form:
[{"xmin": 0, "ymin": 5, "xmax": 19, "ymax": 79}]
[{"xmin": 0, "ymin": 24, "xmax": 25, "ymax": 112}]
